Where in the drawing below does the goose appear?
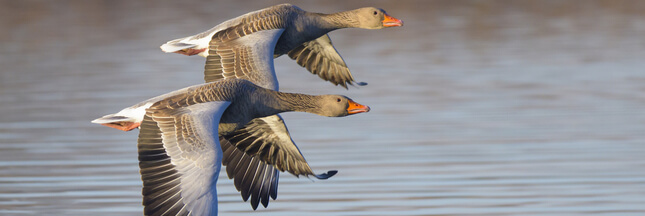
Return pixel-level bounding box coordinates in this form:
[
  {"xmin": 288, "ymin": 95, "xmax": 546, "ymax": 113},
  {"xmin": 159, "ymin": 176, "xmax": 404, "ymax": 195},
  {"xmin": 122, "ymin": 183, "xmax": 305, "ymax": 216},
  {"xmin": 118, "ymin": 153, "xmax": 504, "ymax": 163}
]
[
  {"xmin": 160, "ymin": 3, "xmax": 403, "ymax": 88},
  {"xmin": 92, "ymin": 78, "xmax": 370, "ymax": 216}
]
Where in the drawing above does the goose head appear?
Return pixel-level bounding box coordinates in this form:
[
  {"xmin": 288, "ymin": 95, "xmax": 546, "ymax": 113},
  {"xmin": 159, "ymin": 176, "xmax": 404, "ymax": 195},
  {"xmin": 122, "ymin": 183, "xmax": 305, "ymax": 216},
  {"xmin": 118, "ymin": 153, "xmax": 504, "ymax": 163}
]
[
  {"xmin": 352, "ymin": 7, "xmax": 404, "ymax": 29},
  {"xmin": 315, "ymin": 95, "xmax": 370, "ymax": 117}
]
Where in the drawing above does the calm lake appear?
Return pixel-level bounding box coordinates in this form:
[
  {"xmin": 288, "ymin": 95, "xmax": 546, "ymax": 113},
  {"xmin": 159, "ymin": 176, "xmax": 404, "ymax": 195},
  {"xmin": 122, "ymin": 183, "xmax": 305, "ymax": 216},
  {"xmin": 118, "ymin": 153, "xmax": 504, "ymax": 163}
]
[{"xmin": 1, "ymin": 0, "xmax": 644, "ymax": 215}]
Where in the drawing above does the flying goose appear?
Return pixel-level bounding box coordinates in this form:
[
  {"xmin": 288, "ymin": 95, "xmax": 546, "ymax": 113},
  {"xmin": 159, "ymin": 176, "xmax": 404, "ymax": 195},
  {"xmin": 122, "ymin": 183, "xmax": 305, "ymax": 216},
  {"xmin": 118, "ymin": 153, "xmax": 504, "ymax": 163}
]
[
  {"xmin": 92, "ymin": 78, "xmax": 370, "ymax": 216},
  {"xmin": 160, "ymin": 3, "xmax": 403, "ymax": 88}
]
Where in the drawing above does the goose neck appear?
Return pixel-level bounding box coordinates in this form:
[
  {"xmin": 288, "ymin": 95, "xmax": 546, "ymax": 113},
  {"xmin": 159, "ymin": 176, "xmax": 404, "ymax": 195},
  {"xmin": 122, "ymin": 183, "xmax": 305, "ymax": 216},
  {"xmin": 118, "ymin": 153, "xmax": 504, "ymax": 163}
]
[
  {"xmin": 315, "ymin": 11, "xmax": 358, "ymax": 29},
  {"xmin": 262, "ymin": 90, "xmax": 319, "ymax": 115}
]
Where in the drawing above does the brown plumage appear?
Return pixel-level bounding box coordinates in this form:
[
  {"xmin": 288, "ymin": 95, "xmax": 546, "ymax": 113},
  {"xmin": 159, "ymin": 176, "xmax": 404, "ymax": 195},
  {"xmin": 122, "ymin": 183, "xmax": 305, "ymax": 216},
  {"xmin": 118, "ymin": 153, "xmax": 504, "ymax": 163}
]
[
  {"xmin": 161, "ymin": 3, "xmax": 403, "ymax": 88},
  {"xmin": 93, "ymin": 78, "xmax": 370, "ymax": 216}
]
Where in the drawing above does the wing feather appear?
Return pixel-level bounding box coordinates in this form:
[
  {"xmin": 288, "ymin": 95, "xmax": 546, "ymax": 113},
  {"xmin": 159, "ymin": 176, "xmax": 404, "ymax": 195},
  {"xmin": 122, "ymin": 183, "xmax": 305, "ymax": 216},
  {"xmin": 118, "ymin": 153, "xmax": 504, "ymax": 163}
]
[
  {"xmin": 137, "ymin": 101, "xmax": 231, "ymax": 216},
  {"xmin": 204, "ymin": 29, "xmax": 284, "ymax": 90},
  {"xmin": 219, "ymin": 115, "xmax": 337, "ymax": 209},
  {"xmin": 288, "ymin": 34, "xmax": 357, "ymax": 88}
]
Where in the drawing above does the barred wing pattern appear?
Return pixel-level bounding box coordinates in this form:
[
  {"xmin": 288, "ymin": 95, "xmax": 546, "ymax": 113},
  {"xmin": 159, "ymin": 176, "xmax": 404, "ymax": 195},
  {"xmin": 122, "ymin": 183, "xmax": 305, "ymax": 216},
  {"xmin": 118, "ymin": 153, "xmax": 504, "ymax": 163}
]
[
  {"xmin": 204, "ymin": 29, "xmax": 284, "ymax": 89},
  {"xmin": 287, "ymin": 34, "xmax": 356, "ymax": 88},
  {"xmin": 220, "ymin": 115, "xmax": 337, "ymax": 209},
  {"xmin": 138, "ymin": 101, "xmax": 231, "ymax": 216}
]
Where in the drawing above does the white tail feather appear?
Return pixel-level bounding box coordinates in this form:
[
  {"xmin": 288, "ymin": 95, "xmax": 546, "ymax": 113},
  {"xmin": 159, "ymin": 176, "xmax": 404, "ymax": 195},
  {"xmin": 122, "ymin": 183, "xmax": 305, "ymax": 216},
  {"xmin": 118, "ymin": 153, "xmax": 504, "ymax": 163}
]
[
  {"xmin": 91, "ymin": 102, "xmax": 153, "ymax": 125},
  {"xmin": 91, "ymin": 114, "xmax": 136, "ymax": 124},
  {"xmin": 160, "ymin": 41, "xmax": 197, "ymax": 53}
]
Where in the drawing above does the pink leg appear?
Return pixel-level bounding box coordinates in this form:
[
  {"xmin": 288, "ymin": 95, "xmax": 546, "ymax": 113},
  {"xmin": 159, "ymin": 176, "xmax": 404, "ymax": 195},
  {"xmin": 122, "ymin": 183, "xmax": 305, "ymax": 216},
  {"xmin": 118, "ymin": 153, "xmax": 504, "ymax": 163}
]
[
  {"xmin": 174, "ymin": 48, "xmax": 207, "ymax": 56},
  {"xmin": 101, "ymin": 122, "xmax": 141, "ymax": 131}
]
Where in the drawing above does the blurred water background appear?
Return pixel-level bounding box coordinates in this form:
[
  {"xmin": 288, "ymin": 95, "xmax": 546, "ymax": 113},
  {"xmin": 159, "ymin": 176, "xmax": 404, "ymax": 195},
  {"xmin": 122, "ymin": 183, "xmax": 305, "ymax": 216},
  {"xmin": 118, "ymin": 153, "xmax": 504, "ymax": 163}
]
[{"xmin": 1, "ymin": 0, "xmax": 645, "ymax": 215}]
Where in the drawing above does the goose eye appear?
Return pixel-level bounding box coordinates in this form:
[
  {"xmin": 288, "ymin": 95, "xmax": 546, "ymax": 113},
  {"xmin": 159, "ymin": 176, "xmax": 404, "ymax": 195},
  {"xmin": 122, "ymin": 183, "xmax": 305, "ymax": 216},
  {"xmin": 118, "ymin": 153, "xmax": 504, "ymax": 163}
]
[
  {"xmin": 373, "ymin": 11, "xmax": 378, "ymax": 15},
  {"xmin": 336, "ymin": 98, "xmax": 342, "ymax": 102}
]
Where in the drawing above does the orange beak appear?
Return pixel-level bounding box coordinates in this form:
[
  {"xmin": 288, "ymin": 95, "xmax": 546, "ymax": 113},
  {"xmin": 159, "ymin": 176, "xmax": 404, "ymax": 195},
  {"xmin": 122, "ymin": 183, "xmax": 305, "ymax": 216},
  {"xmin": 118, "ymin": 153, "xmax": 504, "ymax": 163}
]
[
  {"xmin": 382, "ymin": 14, "xmax": 403, "ymax": 27},
  {"xmin": 347, "ymin": 99, "xmax": 370, "ymax": 115}
]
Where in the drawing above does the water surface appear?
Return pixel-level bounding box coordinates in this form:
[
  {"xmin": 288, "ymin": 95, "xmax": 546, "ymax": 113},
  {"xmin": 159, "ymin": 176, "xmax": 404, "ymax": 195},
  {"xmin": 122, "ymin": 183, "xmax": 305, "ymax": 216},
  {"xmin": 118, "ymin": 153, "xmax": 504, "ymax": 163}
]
[{"xmin": 1, "ymin": 1, "xmax": 645, "ymax": 215}]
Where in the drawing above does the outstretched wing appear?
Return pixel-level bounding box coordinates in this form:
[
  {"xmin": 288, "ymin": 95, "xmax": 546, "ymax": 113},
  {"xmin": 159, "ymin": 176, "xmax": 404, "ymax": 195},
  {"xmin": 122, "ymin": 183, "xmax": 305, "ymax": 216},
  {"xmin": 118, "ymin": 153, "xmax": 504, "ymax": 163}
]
[
  {"xmin": 138, "ymin": 101, "xmax": 231, "ymax": 216},
  {"xmin": 220, "ymin": 115, "xmax": 337, "ymax": 209},
  {"xmin": 225, "ymin": 115, "xmax": 336, "ymax": 177},
  {"xmin": 220, "ymin": 138, "xmax": 279, "ymax": 210},
  {"xmin": 287, "ymin": 34, "xmax": 358, "ymax": 88},
  {"xmin": 204, "ymin": 29, "xmax": 284, "ymax": 90}
]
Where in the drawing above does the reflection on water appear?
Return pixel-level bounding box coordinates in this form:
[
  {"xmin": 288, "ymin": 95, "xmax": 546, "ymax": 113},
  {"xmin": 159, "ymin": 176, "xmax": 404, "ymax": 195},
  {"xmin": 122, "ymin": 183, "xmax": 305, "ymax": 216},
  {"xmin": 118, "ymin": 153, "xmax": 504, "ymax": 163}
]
[{"xmin": 2, "ymin": 0, "xmax": 645, "ymax": 215}]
